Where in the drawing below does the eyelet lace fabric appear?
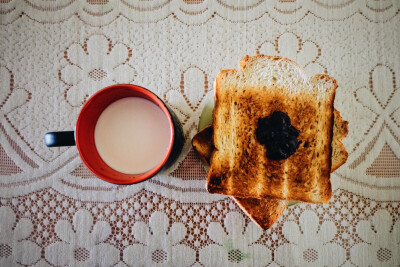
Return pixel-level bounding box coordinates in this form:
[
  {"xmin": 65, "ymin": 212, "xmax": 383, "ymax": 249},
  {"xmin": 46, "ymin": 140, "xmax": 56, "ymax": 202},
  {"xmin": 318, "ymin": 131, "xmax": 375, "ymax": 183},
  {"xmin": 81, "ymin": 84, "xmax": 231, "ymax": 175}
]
[{"xmin": 1, "ymin": 1, "xmax": 400, "ymax": 266}]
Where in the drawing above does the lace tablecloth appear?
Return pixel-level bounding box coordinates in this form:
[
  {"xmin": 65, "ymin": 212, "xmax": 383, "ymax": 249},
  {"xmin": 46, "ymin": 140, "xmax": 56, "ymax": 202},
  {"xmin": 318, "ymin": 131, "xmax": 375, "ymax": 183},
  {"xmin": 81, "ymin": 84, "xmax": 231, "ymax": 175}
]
[{"xmin": 1, "ymin": 1, "xmax": 400, "ymax": 266}]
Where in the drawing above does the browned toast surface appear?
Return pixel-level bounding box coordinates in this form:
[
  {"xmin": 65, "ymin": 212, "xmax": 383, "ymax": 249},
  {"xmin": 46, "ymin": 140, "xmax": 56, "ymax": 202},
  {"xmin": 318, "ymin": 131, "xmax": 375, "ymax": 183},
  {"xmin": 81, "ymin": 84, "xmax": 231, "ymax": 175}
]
[
  {"xmin": 192, "ymin": 126, "xmax": 287, "ymax": 229},
  {"xmin": 193, "ymin": 109, "xmax": 348, "ymax": 171},
  {"xmin": 191, "ymin": 125, "xmax": 213, "ymax": 166},
  {"xmin": 234, "ymin": 197, "xmax": 288, "ymax": 230},
  {"xmin": 331, "ymin": 109, "xmax": 349, "ymax": 172},
  {"xmin": 208, "ymin": 55, "xmax": 337, "ymax": 203},
  {"xmin": 192, "ymin": 109, "xmax": 347, "ymax": 229}
]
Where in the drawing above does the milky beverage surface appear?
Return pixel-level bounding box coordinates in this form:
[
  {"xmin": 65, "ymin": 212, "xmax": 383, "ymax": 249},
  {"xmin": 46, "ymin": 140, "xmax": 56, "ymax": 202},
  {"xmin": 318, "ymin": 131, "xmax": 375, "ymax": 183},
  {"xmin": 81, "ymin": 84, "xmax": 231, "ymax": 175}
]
[{"xmin": 94, "ymin": 97, "xmax": 171, "ymax": 174}]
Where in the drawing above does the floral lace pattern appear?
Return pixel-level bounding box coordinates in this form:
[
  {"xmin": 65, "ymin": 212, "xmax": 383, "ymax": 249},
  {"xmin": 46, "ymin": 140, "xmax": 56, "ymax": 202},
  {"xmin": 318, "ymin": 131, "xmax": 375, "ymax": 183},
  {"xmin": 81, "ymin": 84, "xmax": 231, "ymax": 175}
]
[
  {"xmin": 1, "ymin": 0, "xmax": 399, "ymax": 25},
  {"xmin": 123, "ymin": 211, "xmax": 196, "ymax": 266},
  {"xmin": 0, "ymin": 188, "xmax": 399, "ymax": 266},
  {"xmin": 275, "ymin": 210, "xmax": 346, "ymax": 266},
  {"xmin": 0, "ymin": 206, "xmax": 41, "ymax": 266},
  {"xmin": 1, "ymin": 1, "xmax": 400, "ymax": 266},
  {"xmin": 61, "ymin": 34, "xmax": 136, "ymax": 107},
  {"xmin": 350, "ymin": 210, "xmax": 400, "ymax": 266},
  {"xmin": 45, "ymin": 209, "xmax": 119, "ymax": 266},
  {"xmin": 200, "ymin": 212, "xmax": 271, "ymax": 266}
]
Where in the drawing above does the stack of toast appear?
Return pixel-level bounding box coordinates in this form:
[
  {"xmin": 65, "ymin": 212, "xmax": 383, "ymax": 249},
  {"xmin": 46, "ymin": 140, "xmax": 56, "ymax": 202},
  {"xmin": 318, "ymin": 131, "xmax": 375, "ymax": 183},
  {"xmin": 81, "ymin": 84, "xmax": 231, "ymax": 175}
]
[{"xmin": 192, "ymin": 55, "xmax": 348, "ymax": 229}]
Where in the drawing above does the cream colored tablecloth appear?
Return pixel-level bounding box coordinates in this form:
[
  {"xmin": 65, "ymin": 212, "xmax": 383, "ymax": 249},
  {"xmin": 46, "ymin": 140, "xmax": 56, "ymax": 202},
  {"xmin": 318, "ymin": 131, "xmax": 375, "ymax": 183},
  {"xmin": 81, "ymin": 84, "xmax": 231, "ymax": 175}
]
[{"xmin": 1, "ymin": 1, "xmax": 400, "ymax": 266}]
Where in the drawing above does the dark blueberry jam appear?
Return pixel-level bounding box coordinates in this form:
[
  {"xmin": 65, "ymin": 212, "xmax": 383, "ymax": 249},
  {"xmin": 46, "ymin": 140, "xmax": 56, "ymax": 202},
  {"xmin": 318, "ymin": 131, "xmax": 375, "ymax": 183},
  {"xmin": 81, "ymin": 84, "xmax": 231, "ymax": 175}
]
[{"xmin": 256, "ymin": 111, "xmax": 300, "ymax": 160}]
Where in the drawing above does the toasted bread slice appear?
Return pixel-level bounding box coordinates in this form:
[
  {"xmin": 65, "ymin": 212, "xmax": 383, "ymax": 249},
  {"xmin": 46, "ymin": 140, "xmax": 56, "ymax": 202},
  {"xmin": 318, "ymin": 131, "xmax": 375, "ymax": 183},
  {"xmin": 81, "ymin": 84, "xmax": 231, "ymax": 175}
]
[
  {"xmin": 208, "ymin": 55, "xmax": 337, "ymax": 203},
  {"xmin": 192, "ymin": 109, "xmax": 347, "ymax": 229}
]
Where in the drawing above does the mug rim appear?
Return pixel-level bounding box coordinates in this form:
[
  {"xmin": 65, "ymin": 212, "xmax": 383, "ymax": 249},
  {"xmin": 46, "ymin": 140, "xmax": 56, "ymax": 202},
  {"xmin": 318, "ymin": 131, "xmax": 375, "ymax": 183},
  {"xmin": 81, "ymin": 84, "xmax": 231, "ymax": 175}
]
[{"xmin": 75, "ymin": 84, "xmax": 175, "ymax": 184}]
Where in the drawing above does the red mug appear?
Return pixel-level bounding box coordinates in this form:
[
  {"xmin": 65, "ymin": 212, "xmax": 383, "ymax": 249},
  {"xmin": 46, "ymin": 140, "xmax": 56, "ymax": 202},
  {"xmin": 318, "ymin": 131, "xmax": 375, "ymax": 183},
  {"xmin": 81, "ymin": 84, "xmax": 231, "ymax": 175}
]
[{"xmin": 45, "ymin": 84, "xmax": 184, "ymax": 184}]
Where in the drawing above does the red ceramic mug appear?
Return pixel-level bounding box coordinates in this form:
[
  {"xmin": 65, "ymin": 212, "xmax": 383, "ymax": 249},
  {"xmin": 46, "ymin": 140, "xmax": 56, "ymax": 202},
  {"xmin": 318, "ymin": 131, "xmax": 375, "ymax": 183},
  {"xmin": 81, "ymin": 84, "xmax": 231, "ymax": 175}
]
[{"xmin": 45, "ymin": 84, "xmax": 184, "ymax": 184}]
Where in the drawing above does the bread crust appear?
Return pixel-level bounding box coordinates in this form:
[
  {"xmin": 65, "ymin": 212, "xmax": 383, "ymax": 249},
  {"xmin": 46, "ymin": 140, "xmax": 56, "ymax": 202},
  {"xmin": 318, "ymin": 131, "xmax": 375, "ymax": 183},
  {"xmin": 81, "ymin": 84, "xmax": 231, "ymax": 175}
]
[
  {"xmin": 331, "ymin": 109, "xmax": 349, "ymax": 172},
  {"xmin": 234, "ymin": 197, "xmax": 288, "ymax": 230},
  {"xmin": 191, "ymin": 125, "xmax": 213, "ymax": 166},
  {"xmin": 208, "ymin": 55, "xmax": 337, "ymax": 203}
]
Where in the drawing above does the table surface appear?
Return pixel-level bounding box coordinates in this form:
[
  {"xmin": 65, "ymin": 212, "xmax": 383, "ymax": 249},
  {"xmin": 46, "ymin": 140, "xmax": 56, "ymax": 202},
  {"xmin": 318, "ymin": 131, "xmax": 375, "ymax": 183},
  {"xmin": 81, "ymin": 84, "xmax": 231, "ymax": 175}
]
[{"xmin": 1, "ymin": 1, "xmax": 400, "ymax": 266}]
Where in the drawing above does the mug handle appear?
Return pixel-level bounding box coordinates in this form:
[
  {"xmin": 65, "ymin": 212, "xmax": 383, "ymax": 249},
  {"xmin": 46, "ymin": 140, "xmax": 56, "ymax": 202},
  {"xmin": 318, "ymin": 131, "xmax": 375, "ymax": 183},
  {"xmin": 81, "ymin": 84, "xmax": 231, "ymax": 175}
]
[{"xmin": 45, "ymin": 131, "xmax": 76, "ymax": 147}]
